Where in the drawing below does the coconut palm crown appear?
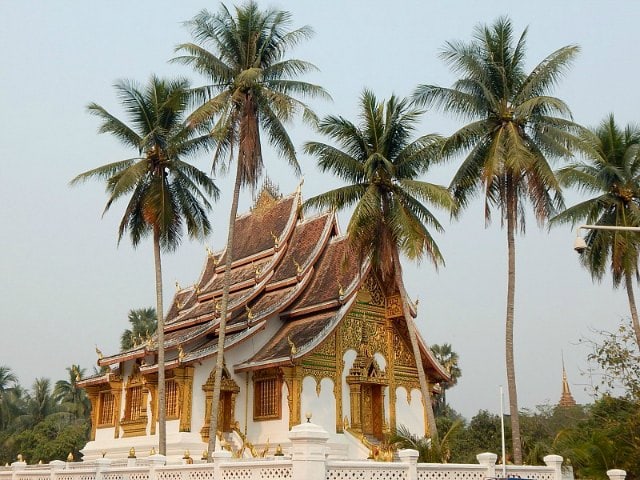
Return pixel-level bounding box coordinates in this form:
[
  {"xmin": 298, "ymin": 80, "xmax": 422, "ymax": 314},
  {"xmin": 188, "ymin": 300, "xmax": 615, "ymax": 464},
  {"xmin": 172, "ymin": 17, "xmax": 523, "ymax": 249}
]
[
  {"xmin": 174, "ymin": 1, "xmax": 329, "ymax": 189},
  {"xmin": 304, "ymin": 89, "xmax": 454, "ymax": 440},
  {"xmin": 413, "ymin": 17, "xmax": 583, "ymax": 463},
  {"xmin": 552, "ymin": 115, "xmax": 640, "ymax": 347},
  {"xmin": 71, "ymin": 76, "xmax": 219, "ymax": 455}
]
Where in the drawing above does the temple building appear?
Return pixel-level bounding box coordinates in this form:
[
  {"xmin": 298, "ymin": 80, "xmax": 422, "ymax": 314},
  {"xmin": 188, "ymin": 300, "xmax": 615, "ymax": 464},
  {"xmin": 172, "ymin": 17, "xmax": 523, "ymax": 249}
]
[{"xmin": 78, "ymin": 188, "xmax": 449, "ymax": 460}]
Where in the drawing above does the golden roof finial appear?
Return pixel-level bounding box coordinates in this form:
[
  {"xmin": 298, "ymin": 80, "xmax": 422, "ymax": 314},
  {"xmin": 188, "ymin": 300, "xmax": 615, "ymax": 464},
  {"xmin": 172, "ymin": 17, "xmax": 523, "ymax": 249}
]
[
  {"xmin": 338, "ymin": 281, "xmax": 345, "ymax": 297},
  {"xmin": 296, "ymin": 177, "xmax": 305, "ymax": 195},
  {"xmin": 287, "ymin": 335, "xmax": 298, "ymax": 360},
  {"xmin": 178, "ymin": 344, "xmax": 185, "ymax": 363},
  {"xmin": 206, "ymin": 246, "xmax": 214, "ymax": 258},
  {"xmin": 293, "ymin": 259, "xmax": 303, "ymax": 274},
  {"xmin": 95, "ymin": 345, "xmax": 103, "ymax": 360},
  {"xmin": 194, "ymin": 284, "xmax": 201, "ymax": 295},
  {"xmin": 176, "ymin": 299, "xmax": 183, "ymax": 309},
  {"xmin": 270, "ymin": 231, "xmax": 280, "ymax": 248},
  {"xmin": 175, "ymin": 281, "xmax": 181, "ymax": 291},
  {"xmin": 246, "ymin": 305, "xmax": 255, "ymax": 320},
  {"xmin": 215, "ymin": 300, "xmax": 222, "ymax": 312}
]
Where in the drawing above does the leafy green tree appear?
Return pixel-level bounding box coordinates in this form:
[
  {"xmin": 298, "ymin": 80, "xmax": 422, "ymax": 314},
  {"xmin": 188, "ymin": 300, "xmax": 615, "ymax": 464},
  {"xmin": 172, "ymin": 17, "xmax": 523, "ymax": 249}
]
[
  {"xmin": 54, "ymin": 365, "xmax": 90, "ymax": 420},
  {"xmin": 120, "ymin": 307, "xmax": 157, "ymax": 350},
  {"xmin": 554, "ymin": 396, "xmax": 640, "ymax": 480},
  {"xmin": 430, "ymin": 343, "xmax": 462, "ymax": 416},
  {"xmin": 414, "ymin": 17, "xmax": 583, "ymax": 462},
  {"xmin": 392, "ymin": 420, "xmax": 463, "ymax": 462},
  {"xmin": 304, "ymin": 90, "xmax": 453, "ymax": 440},
  {"xmin": 15, "ymin": 378, "xmax": 60, "ymax": 429},
  {"xmin": 174, "ymin": 1, "xmax": 327, "ymax": 458},
  {"xmin": 71, "ymin": 76, "xmax": 219, "ymax": 455},
  {"xmin": 0, "ymin": 366, "xmax": 17, "ymax": 429},
  {"xmin": 552, "ymin": 116, "xmax": 640, "ymax": 348}
]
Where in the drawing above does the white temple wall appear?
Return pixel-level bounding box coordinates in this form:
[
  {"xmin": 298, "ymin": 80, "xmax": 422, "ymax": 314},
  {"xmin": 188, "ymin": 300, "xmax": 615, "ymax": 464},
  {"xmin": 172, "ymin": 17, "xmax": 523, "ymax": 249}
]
[
  {"xmin": 394, "ymin": 386, "xmax": 426, "ymax": 437},
  {"xmin": 301, "ymin": 377, "xmax": 336, "ymax": 434},
  {"xmin": 191, "ymin": 356, "xmax": 215, "ymax": 434},
  {"xmin": 341, "ymin": 349, "xmax": 357, "ymax": 427}
]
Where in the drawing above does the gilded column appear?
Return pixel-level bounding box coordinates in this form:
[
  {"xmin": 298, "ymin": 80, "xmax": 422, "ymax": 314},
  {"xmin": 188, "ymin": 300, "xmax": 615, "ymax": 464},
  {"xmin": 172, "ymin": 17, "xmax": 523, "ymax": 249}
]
[
  {"xmin": 176, "ymin": 366, "xmax": 194, "ymax": 432},
  {"xmin": 110, "ymin": 380, "xmax": 123, "ymax": 439},
  {"xmin": 284, "ymin": 365, "xmax": 303, "ymax": 429},
  {"xmin": 335, "ymin": 331, "xmax": 343, "ymax": 433},
  {"xmin": 385, "ymin": 318, "xmax": 397, "ymax": 432},
  {"xmin": 86, "ymin": 388, "xmax": 99, "ymax": 441}
]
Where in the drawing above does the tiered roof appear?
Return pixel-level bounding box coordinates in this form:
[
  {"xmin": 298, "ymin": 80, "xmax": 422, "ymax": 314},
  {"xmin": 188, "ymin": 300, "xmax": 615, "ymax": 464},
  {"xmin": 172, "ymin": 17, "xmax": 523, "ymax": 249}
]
[{"xmin": 83, "ymin": 188, "xmax": 447, "ymax": 384}]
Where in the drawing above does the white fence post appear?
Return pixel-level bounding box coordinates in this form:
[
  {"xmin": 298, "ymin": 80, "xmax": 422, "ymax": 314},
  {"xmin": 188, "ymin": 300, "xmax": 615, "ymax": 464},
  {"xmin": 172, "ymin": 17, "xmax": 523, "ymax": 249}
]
[
  {"xmin": 476, "ymin": 453, "xmax": 497, "ymax": 478},
  {"xmin": 213, "ymin": 451, "xmax": 232, "ymax": 478},
  {"xmin": 543, "ymin": 455, "xmax": 563, "ymax": 480},
  {"xmin": 10, "ymin": 459, "xmax": 26, "ymax": 480},
  {"xmin": 95, "ymin": 458, "xmax": 112, "ymax": 480},
  {"xmin": 288, "ymin": 421, "xmax": 329, "ymax": 480},
  {"xmin": 399, "ymin": 449, "xmax": 419, "ymax": 480},
  {"xmin": 49, "ymin": 460, "xmax": 65, "ymax": 480},
  {"xmin": 607, "ymin": 469, "xmax": 626, "ymax": 480},
  {"xmin": 148, "ymin": 454, "xmax": 166, "ymax": 480}
]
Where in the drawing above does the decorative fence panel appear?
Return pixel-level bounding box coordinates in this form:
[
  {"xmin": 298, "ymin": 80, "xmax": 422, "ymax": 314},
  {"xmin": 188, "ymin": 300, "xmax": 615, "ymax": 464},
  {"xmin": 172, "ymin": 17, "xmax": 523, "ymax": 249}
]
[{"xmin": 326, "ymin": 461, "xmax": 408, "ymax": 480}]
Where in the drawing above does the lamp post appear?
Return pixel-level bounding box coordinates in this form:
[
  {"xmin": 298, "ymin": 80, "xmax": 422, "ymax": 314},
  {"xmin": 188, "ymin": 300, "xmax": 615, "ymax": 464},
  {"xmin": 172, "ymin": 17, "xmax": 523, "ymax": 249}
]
[{"xmin": 574, "ymin": 224, "xmax": 640, "ymax": 252}]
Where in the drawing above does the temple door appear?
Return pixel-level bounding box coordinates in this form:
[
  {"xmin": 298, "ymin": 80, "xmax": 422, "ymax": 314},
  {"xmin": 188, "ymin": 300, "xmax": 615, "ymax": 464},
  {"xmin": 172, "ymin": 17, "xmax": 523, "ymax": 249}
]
[
  {"xmin": 220, "ymin": 391, "xmax": 233, "ymax": 432},
  {"xmin": 371, "ymin": 385, "xmax": 383, "ymax": 439}
]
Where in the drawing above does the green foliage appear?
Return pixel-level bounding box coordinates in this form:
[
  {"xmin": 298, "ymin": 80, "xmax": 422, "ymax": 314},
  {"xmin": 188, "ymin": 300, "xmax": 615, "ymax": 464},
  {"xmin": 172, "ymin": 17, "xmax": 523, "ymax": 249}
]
[
  {"xmin": 120, "ymin": 307, "xmax": 157, "ymax": 351},
  {"xmin": 0, "ymin": 366, "xmax": 91, "ymax": 464},
  {"xmin": 583, "ymin": 319, "xmax": 640, "ymax": 399},
  {"xmin": 554, "ymin": 396, "xmax": 640, "ymax": 480},
  {"xmin": 430, "ymin": 344, "xmax": 462, "ymax": 416},
  {"xmin": 393, "ymin": 420, "xmax": 463, "ymax": 463}
]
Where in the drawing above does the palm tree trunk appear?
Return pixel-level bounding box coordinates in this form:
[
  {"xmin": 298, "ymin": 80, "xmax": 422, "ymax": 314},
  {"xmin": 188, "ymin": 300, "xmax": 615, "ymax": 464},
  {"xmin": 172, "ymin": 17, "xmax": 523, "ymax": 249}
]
[
  {"xmin": 624, "ymin": 272, "xmax": 640, "ymax": 349},
  {"xmin": 154, "ymin": 226, "xmax": 166, "ymax": 455},
  {"xmin": 505, "ymin": 186, "xmax": 522, "ymax": 464},
  {"xmin": 392, "ymin": 248, "xmax": 438, "ymax": 441},
  {"xmin": 207, "ymin": 159, "xmax": 243, "ymax": 461}
]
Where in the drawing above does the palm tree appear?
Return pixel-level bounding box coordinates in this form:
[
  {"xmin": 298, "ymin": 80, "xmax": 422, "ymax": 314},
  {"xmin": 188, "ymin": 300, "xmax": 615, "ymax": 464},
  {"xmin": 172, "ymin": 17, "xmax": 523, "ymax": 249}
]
[
  {"xmin": 54, "ymin": 365, "xmax": 90, "ymax": 420},
  {"xmin": 552, "ymin": 115, "xmax": 640, "ymax": 348},
  {"xmin": 413, "ymin": 17, "xmax": 583, "ymax": 462},
  {"xmin": 0, "ymin": 366, "xmax": 17, "ymax": 429},
  {"xmin": 21, "ymin": 378, "xmax": 58, "ymax": 427},
  {"xmin": 430, "ymin": 343, "xmax": 461, "ymax": 415},
  {"xmin": 120, "ymin": 307, "xmax": 158, "ymax": 351},
  {"xmin": 71, "ymin": 76, "xmax": 219, "ymax": 455},
  {"xmin": 174, "ymin": 2, "xmax": 328, "ymax": 458},
  {"xmin": 304, "ymin": 89, "xmax": 454, "ymax": 440}
]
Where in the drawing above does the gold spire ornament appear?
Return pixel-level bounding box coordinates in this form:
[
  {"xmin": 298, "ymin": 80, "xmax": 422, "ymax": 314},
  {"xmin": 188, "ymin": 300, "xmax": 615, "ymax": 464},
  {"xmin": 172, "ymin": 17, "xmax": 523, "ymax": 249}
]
[
  {"xmin": 67, "ymin": 452, "xmax": 74, "ymax": 462},
  {"xmin": 246, "ymin": 305, "xmax": 255, "ymax": 320},
  {"xmin": 178, "ymin": 344, "xmax": 185, "ymax": 363},
  {"xmin": 95, "ymin": 345, "xmax": 103, "ymax": 360},
  {"xmin": 128, "ymin": 447, "xmax": 136, "ymax": 458}
]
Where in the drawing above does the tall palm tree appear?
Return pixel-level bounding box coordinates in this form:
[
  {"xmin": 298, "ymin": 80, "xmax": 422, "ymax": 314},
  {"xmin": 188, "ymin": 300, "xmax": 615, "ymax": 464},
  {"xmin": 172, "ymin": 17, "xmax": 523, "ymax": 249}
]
[
  {"xmin": 54, "ymin": 365, "xmax": 90, "ymax": 420},
  {"xmin": 413, "ymin": 17, "xmax": 583, "ymax": 462},
  {"xmin": 174, "ymin": 2, "xmax": 328, "ymax": 457},
  {"xmin": 21, "ymin": 378, "xmax": 58, "ymax": 427},
  {"xmin": 71, "ymin": 76, "xmax": 219, "ymax": 455},
  {"xmin": 430, "ymin": 343, "xmax": 461, "ymax": 415},
  {"xmin": 552, "ymin": 115, "xmax": 640, "ymax": 348},
  {"xmin": 120, "ymin": 307, "xmax": 158, "ymax": 351},
  {"xmin": 304, "ymin": 89, "xmax": 454, "ymax": 440},
  {"xmin": 0, "ymin": 366, "xmax": 17, "ymax": 429}
]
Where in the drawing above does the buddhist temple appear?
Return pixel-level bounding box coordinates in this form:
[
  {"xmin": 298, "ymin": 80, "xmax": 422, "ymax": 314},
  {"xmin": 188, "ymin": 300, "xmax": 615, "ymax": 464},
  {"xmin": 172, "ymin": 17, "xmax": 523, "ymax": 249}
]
[{"xmin": 78, "ymin": 187, "xmax": 449, "ymax": 460}]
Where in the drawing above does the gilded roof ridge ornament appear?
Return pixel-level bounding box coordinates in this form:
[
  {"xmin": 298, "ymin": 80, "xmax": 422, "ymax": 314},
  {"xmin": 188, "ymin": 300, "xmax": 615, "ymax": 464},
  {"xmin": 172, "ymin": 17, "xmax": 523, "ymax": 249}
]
[
  {"xmin": 293, "ymin": 258, "xmax": 303, "ymax": 274},
  {"xmin": 206, "ymin": 246, "xmax": 214, "ymax": 258},
  {"xmin": 287, "ymin": 335, "xmax": 297, "ymax": 363},
  {"xmin": 175, "ymin": 281, "xmax": 181, "ymax": 291},
  {"xmin": 270, "ymin": 231, "xmax": 280, "ymax": 249},
  {"xmin": 338, "ymin": 280, "xmax": 345, "ymax": 298},
  {"xmin": 95, "ymin": 345, "xmax": 103, "ymax": 361},
  {"xmin": 178, "ymin": 344, "xmax": 185, "ymax": 363},
  {"xmin": 246, "ymin": 305, "xmax": 255, "ymax": 320}
]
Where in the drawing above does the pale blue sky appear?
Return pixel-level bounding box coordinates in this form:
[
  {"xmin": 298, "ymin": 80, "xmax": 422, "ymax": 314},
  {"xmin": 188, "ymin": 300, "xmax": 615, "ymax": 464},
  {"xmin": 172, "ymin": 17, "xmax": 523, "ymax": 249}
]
[{"xmin": 1, "ymin": 1, "xmax": 638, "ymax": 419}]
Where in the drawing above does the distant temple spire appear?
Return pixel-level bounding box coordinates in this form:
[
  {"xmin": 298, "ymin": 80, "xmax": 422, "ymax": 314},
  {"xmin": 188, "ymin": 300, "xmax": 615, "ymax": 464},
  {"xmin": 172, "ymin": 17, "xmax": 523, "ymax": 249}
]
[{"xmin": 558, "ymin": 355, "xmax": 576, "ymax": 407}]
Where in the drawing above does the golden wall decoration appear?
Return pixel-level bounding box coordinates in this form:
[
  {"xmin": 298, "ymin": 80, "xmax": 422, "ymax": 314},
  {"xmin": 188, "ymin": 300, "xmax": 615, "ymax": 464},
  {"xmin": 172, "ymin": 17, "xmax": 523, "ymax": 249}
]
[
  {"xmin": 201, "ymin": 365, "xmax": 240, "ymax": 442},
  {"xmin": 386, "ymin": 295, "xmax": 402, "ymax": 318},
  {"xmin": 282, "ymin": 366, "xmax": 302, "ymax": 429},
  {"xmin": 120, "ymin": 367, "xmax": 149, "ymax": 438}
]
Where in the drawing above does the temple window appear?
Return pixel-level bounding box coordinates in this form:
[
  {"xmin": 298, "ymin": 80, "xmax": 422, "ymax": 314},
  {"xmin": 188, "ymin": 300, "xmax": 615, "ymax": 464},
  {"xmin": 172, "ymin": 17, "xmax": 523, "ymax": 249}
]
[
  {"xmin": 125, "ymin": 385, "xmax": 144, "ymax": 421},
  {"xmin": 166, "ymin": 379, "xmax": 179, "ymax": 418},
  {"xmin": 97, "ymin": 391, "xmax": 115, "ymax": 427},
  {"xmin": 253, "ymin": 368, "xmax": 282, "ymax": 420}
]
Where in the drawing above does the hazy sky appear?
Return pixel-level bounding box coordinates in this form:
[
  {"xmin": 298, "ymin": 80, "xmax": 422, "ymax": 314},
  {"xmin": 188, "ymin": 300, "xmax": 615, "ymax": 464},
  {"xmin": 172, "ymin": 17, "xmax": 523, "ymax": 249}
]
[{"xmin": 1, "ymin": 1, "xmax": 638, "ymax": 420}]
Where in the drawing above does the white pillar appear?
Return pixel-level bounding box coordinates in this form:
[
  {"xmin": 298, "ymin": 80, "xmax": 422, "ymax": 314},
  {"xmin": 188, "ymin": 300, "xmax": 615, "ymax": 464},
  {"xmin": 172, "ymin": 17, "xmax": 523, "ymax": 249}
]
[
  {"xmin": 49, "ymin": 460, "xmax": 65, "ymax": 480},
  {"xmin": 476, "ymin": 453, "xmax": 497, "ymax": 478},
  {"xmin": 543, "ymin": 455, "xmax": 563, "ymax": 480},
  {"xmin": 213, "ymin": 451, "xmax": 232, "ymax": 479},
  {"xmin": 399, "ymin": 449, "xmax": 419, "ymax": 480},
  {"xmin": 95, "ymin": 458, "xmax": 112, "ymax": 480},
  {"xmin": 607, "ymin": 469, "xmax": 626, "ymax": 480},
  {"xmin": 11, "ymin": 460, "xmax": 26, "ymax": 480},
  {"xmin": 148, "ymin": 454, "xmax": 166, "ymax": 480},
  {"xmin": 288, "ymin": 421, "xmax": 329, "ymax": 480}
]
